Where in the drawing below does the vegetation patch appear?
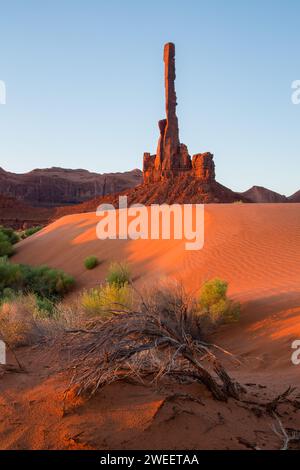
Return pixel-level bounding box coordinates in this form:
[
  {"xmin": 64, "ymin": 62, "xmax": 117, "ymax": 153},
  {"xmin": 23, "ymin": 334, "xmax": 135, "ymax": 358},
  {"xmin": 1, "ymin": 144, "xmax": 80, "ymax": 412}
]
[
  {"xmin": 197, "ymin": 278, "xmax": 240, "ymax": 325},
  {"xmin": 84, "ymin": 256, "xmax": 99, "ymax": 270},
  {"xmin": 106, "ymin": 261, "xmax": 131, "ymax": 288},
  {"xmin": 67, "ymin": 282, "xmax": 241, "ymax": 401},
  {"xmin": 0, "ymin": 258, "xmax": 75, "ymax": 301},
  {"xmin": 0, "ymin": 226, "xmax": 19, "ymax": 257},
  {"xmin": 21, "ymin": 226, "xmax": 43, "ymax": 239},
  {"xmin": 82, "ymin": 283, "xmax": 133, "ymax": 318}
]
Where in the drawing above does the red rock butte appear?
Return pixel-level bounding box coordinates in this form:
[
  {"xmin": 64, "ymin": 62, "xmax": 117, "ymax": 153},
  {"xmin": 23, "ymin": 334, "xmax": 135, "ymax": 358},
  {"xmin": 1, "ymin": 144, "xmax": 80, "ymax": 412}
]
[{"xmin": 143, "ymin": 43, "xmax": 215, "ymax": 184}]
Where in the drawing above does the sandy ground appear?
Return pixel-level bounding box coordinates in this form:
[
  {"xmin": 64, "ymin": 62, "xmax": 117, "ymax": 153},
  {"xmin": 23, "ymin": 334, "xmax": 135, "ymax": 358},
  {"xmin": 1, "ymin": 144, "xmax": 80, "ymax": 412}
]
[{"xmin": 1, "ymin": 203, "xmax": 300, "ymax": 449}]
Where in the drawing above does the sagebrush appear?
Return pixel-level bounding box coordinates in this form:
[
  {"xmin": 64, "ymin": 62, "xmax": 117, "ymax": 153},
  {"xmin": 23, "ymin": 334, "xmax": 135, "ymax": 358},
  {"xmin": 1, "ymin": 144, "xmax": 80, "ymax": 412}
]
[
  {"xmin": 198, "ymin": 278, "xmax": 240, "ymax": 324},
  {"xmin": 106, "ymin": 261, "xmax": 131, "ymax": 288},
  {"xmin": 84, "ymin": 256, "xmax": 99, "ymax": 270}
]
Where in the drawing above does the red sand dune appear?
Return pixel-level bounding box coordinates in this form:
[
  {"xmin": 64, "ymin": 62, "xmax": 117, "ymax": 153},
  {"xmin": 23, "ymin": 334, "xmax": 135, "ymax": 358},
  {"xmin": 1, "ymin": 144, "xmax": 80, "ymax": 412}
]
[
  {"xmin": 2, "ymin": 203, "xmax": 300, "ymax": 450},
  {"xmin": 13, "ymin": 203, "xmax": 300, "ymax": 373},
  {"xmin": 14, "ymin": 203, "xmax": 300, "ymax": 298},
  {"xmin": 12, "ymin": 202, "xmax": 300, "ymax": 377}
]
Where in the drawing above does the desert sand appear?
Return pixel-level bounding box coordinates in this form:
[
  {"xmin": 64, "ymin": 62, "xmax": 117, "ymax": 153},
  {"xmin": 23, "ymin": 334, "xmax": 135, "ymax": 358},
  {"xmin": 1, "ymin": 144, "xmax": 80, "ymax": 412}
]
[{"xmin": 1, "ymin": 203, "xmax": 300, "ymax": 449}]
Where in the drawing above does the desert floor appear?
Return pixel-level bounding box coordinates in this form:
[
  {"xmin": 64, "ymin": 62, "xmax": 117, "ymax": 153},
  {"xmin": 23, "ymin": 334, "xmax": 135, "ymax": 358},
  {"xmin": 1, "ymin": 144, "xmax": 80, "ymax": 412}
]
[{"xmin": 1, "ymin": 203, "xmax": 300, "ymax": 450}]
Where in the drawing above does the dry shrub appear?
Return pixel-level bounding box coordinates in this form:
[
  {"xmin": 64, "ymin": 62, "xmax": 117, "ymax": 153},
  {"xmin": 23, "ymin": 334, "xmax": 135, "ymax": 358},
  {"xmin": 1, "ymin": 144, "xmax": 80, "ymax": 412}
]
[
  {"xmin": 0, "ymin": 295, "xmax": 43, "ymax": 347},
  {"xmin": 66, "ymin": 282, "xmax": 241, "ymax": 401},
  {"xmin": 0, "ymin": 294, "xmax": 71, "ymax": 347},
  {"xmin": 54, "ymin": 297, "xmax": 87, "ymax": 329}
]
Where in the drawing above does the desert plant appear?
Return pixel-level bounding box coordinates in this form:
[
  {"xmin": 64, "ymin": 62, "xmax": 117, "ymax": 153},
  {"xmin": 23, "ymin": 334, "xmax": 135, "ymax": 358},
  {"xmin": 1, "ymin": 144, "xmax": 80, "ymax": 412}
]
[
  {"xmin": 1, "ymin": 287, "xmax": 16, "ymax": 302},
  {"xmin": 0, "ymin": 293, "xmax": 70, "ymax": 349},
  {"xmin": 0, "ymin": 296, "xmax": 43, "ymax": 347},
  {"xmin": 0, "ymin": 260, "xmax": 75, "ymax": 300},
  {"xmin": 198, "ymin": 278, "xmax": 240, "ymax": 324},
  {"xmin": 84, "ymin": 256, "xmax": 99, "ymax": 270},
  {"xmin": 22, "ymin": 226, "xmax": 43, "ymax": 238},
  {"xmin": 81, "ymin": 283, "xmax": 133, "ymax": 318},
  {"xmin": 34, "ymin": 296, "xmax": 57, "ymax": 318},
  {"xmin": 0, "ymin": 226, "xmax": 19, "ymax": 244},
  {"xmin": 21, "ymin": 265, "xmax": 75, "ymax": 299},
  {"xmin": 0, "ymin": 232, "xmax": 14, "ymax": 257},
  {"xmin": 67, "ymin": 282, "xmax": 241, "ymax": 401},
  {"xmin": 53, "ymin": 297, "xmax": 86, "ymax": 329},
  {"xmin": 106, "ymin": 261, "xmax": 131, "ymax": 288}
]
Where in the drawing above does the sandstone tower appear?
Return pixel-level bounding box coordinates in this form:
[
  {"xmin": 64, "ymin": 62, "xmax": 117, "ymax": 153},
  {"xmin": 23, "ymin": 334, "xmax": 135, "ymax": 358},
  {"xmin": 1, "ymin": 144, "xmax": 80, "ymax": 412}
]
[{"xmin": 143, "ymin": 43, "xmax": 215, "ymax": 184}]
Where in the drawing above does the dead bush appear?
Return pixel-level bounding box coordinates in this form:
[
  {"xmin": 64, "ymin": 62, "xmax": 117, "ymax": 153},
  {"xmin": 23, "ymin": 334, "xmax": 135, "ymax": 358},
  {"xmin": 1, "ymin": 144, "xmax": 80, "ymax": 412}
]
[
  {"xmin": 65, "ymin": 283, "xmax": 242, "ymax": 401},
  {"xmin": 0, "ymin": 294, "xmax": 68, "ymax": 347},
  {"xmin": 0, "ymin": 295, "xmax": 43, "ymax": 347}
]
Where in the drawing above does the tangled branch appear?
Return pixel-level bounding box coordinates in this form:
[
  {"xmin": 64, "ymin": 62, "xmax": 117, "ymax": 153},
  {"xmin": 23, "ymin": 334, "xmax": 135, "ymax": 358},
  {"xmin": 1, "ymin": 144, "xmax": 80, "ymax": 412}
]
[{"xmin": 65, "ymin": 287, "xmax": 242, "ymax": 401}]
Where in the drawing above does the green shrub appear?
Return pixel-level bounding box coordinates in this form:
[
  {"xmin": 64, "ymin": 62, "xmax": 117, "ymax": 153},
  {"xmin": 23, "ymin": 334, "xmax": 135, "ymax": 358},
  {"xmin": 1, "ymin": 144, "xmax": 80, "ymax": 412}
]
[
  {"xmin": 22, "ymin": 265, "xmax": 75, "ymax": 299},
  {"xmin": 1, "ymin": 287, "xmax": 16, "ymax": 302},
  {"xmin": 0, "ymin": 225, "xmax": 19, "ymax": 257},
  {"xmin": 82, "ymin": 283, "xmax": 133, "ymax": 318},
  {"xmin": 0, "ymin": 226, "xmax": 19, "ymax": 244},
  {"xmin": 23, "ymin": 226, "xmax": 43, "ymax": 238},
  {"xmin": 0, "ymin": 260, "xmax": 26, "ymax": 293},
  {"xmin": 34, "ymin": 296, "xmax": 57, "ymax": 318},
  {"xmin": 0, "ymin": 232, "xmax": 14, "ymax": 257},
  {"xmin": 84, "ymin": 256, "xmax": 99, "ymax": 270},
  {"xmin": 106, "ymin": 262, "xmax": 131, "ymax": 288},
  {"xmin": 198, "ymin": 278, "xmax": 240, "ymax": 324},
  {"xmin": 0, "ymin": 260, "xmax": 75, "ymax": 301},
  {"xmin": 199, "ymin": 279, "xmax": 228, "ymax": 308}
]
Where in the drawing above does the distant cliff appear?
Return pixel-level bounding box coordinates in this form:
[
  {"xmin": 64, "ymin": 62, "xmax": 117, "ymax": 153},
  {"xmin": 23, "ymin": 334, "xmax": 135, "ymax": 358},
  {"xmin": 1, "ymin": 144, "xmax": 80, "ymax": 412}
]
[
  {"xmin": 0, "ymin": 167, "xmax": 142, "ymax": 207},
  {"xmin": 0, "ymin": 195, "xmax": 52, "ymax": 229}
]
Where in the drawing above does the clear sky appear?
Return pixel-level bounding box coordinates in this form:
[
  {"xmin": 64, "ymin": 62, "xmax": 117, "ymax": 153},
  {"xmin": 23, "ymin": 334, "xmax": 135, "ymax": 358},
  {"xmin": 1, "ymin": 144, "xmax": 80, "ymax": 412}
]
[{"xmin": 0, "ymin": 0, "xmax": 299, "ymax": 195}]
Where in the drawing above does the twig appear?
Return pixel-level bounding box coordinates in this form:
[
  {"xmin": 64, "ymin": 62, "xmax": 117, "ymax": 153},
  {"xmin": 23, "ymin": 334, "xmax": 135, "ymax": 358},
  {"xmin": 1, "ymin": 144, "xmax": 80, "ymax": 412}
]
[{"xmin": 271, "ymin": 412, "xmax": 300, "ymax": 450}]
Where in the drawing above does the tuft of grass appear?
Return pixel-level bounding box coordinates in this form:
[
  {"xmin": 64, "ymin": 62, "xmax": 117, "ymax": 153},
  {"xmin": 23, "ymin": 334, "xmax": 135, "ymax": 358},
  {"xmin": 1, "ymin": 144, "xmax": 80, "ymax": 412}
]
[
  {"xmin": 34, "ymin": 296, "xmax": 57, "ymax": 319},
  {"xmin": 106, "ymin": 262, "xmax": 131, "ymax": 288},
  {"xmin": 198, "ymin": 278, "xmax": 240, "ymax": 324},
  {"xmin": 84, "ymin": 256, "xmax": 99, "ymax": 270}
]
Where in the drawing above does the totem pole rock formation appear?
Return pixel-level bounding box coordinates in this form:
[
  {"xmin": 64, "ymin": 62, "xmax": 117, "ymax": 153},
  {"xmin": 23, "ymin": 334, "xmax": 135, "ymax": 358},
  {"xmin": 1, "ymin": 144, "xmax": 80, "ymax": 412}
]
[{"xmin": 143, "ymin": 43, "xmax": 215, "ymax": 184}]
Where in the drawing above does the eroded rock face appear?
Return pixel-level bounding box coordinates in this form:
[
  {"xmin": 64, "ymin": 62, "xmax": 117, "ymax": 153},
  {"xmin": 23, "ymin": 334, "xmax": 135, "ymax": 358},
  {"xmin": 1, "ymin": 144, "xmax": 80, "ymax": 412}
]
[
  {"xmin": 143, "ymin": 43, "xmax": 215, "ymax": 184},
  {"xmin": 0, "ymin": 195, "xmax": 53, "ymax": 229},
  {"xmin": 192, "ymin": 153, "xmax": 215, "ymax": 182},
  {"xmin": 0, "ymin": 167, "xmax": 142, "ymax": 207}
]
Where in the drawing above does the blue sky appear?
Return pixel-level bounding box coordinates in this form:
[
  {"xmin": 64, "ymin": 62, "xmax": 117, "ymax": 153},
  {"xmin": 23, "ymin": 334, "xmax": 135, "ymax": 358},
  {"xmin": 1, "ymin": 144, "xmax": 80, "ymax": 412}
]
[{"xmin": 0, "ymin": 0, "xmax": 299, "ymax": 195}]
